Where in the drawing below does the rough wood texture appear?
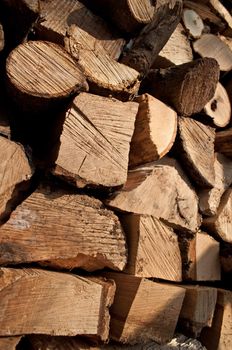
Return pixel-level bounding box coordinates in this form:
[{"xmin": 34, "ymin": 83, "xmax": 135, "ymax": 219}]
[
  {"xmin": 182, "ymin": 8, "xmax": 204, "ymax": 38},
  {"xmin": 107, "ymin": 157, "xmax": 200, "ymax": 233},
  {"xmin": 0, "ymin": 268, "xmax": 115, "ymax": 339},
  {"xmin": 177, "ymin": 117, "xmax": 215, "ymax": 188},
  {"xmin": 103, "ymin": 272, "xmax": 185, "ymax": 345},
  {"xmin": 142, "ymin": 58, "xmax": 220, "ymax": 116},
  {"xmin": 215, "ymin": 128, "xmax": 232, "ymax": 157},
  {"xmin": 120, "ymin": 0, "xmax": 183, "ymax": 75},
  {"xmin": 120, "ymin": 214, "xmax": 182, "ymax": 281},
  {"xmin": 200, "ymin": 289, "xmax": 232, "ymax": 350},
  {"xmin": 220, "ymin": 242, "xmax": 232, "ymax": 274},
  {"xmin": 199, "ymin": 153, "xmax": 232, "ymax": 216},
  {"xmin": 208, "ymin": 0, "xmax": 232, "ymax": 36},
  {"xmin": 203, "ymin": 188, "xmax": 232, "ymax": 243},
  {"xmin": 0, "ymin": 185, "xmax": 127, "ymax": 271},
  {"xmin": 179, "ymin": 286, "xmax": 217, "ymax": 337},
  {"xmin": 129, "ymin": 94, "xmax": 177, "ymax": 167},
  {"xmin": 53, "ymin": 92, "xmax": 138, "ymax": 188},
  {"xmin": 0, "ymin": 23, "xmax": 4, "ymax": 51},
  {"xmin": 6, "ymin": 40, "xmax": 88, "ymax": 111},
  {"xmin": 0, "ymin": 337, "xmax": 22, "ymax": 350}
]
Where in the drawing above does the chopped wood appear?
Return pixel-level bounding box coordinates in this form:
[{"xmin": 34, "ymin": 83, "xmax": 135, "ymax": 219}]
[
  {"xmin": 220, "ymin": 242, "xmax": 232, "ymax": 274},
  {"xmin": 120, "ymin": 214, "xmax": 182, "ymax": 281},
  {"xmin": 193, "ymin": 34, "xmax": 232, "ymax": 71},
  {"xmin": 142, "ymin": 58, "xmax": 220, "ymax": 116},
  {"xmin": 0, "ymin": 268, "xmax": 115, "ymax": 339},
  {"xmin": 107, "ymin": 157, "xmax": 200, "ymax": 233},
  {"xmin": 182, "ymin": 8, "xmax": 204, "ymax": 38},
  {"xmin": 0, "ymin": 185, "xmax": 127, "ymax": 271},
  {"xmin": 120, "ymin": 0, "xmax": 183, "ymax": 75},
  {"xmin": 208, "ymin": 0, "xmax": 232, "ymax": 37},
  {"xmin": 53, "ymin": 92, "xmax": 138, "ymax": 188},
  {"xmin": 6, "ymin": 40, "xmax": 88, "ymax": 112},
  {"xmin": 0, "ymin": 337, "xmax": 22, "ymax": 350},
  {"xmin": 179, "ymin": 286, "xmax": 217, "ymax": 337},
  {"xmin": 0, "ymin": 23, "xmax": 4, "ymax": 51},
  {"xmin": 215, "ymin": 128, "xmax": 232, "ymax": 157},
  {"xmin": 129, "ymin": 94, "xmax": 177, "ymax": 167},
  {"xmin": 199, "ymin": 153, "xmax": 232, "ymax": 216},
  {"xmin": 102, "ymin": 272, "xmax": 185, "ymax": 345},
  {"xmin": 177, "ymin": 117, "xmax": 215, "ymax": 188},
  {"xmin": 203, "ymin": 188, "xmax": 232, "ymax": 243}
]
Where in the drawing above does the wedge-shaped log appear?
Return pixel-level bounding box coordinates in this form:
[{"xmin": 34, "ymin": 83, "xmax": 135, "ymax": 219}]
[
  {"xmin": 0, "ymin": 337, "xmax": 22, "ymax": 350},
  {"xmin": 0, "ymin": 23, "xmax": 4, "ymax": 51},
  {"xmin": 129, "ymin": 94, "xmax": 177, "ymax": 167},
  {"xmin": 177, "ymin": 117, "xmax": 215, "ymax": 188},
  {"xmin": 179, "ymin": 286, "xmax": 217, "ymax": 337},
  {"xmin": 120, "ymin": 214, "xmax": 182, "ymax": 281},
  {"xmin": 0, "ymin": 186, "xmax": 127, "ymax": 271},
  {"xmin": 142, "ymin": 58, "xmax": 220, "ymax": 116},
  {"xmin": 107, "ymin": 157, "xmax": 200, "ymax": 233},
  {"xmin": 53, "ymin": 92, "xmax": 137, "ymax": 188},
  {"xmin": 215, "ymin": 128, "xmax": 232, "ymax": 157},
  {"xmin": 0, "ymin": 268, "xmax": 115, "ymax": 339}
]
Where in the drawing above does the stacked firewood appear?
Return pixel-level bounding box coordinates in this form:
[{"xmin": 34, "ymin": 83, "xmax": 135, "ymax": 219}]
[{"xmin": 1, "ymin": 0, "xmax": 232, "ymax": 349}]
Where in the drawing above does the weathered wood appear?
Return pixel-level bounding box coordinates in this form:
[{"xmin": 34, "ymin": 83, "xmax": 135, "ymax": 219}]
[
  {"xmin": 6, "ymin": 40, "xmax": 88, "ymax": 112},
  {"xmin": 179, "ymin": 286, "xmax": 217, "ymax": 337},
  {"xmin": 0, "ymin": 23, "xmax": 4, "ymax": 51},
  {"xmin": 220, "ymin": 242, "xmax": 232, "ymax": 274},
  {"xmin": 53, "ymin": 92, "xmax": 138, "ymax": 188},
  {"xmin": 129, "ymin": 94, "xmax": 177, "ymax": 167},
  {"xmin": 0, "ymin": 337, "xmax": 22, "ymax": 350},
  {"xmin": 120, "ymin": 0, "xmax": 183, "ymax": 75},
  {"xmin": 199, "ymin": 153, "xmax": 232, "ymax": 216},
  {"xmin": 0, "ymin": 268, "xmax": 115, "ymax": 339},
  {"xmin": 0, "ymin": 185, "xmax": 127, "ymax": 271},
  {"xmin": 177, "ymin": 117, "xmax": 215, "ymax": 188},
  {"xmin": 142, "ymin": 58, "xmax": 220, "ymax": 116},
  {"xmin": 120, "ymin": 214, "xmax": 182, "ymax": 281},
  {"xmin": 107, "ymin": 157, "xmax": 200, "ymax": 233},
  {"xmin": 182, "ymin": 8, "xmax": 204, "ymax": 38},
  {"xmin": 215, "ymin": 128, "xmax": 232, "ymax": 157},
  {"xmin": 208, "ymin": 0, "xmax": 232, "ymax": 37},
  {"xmin": 103, "ymin": 272, "xmax": 185, "ymax": 345}
]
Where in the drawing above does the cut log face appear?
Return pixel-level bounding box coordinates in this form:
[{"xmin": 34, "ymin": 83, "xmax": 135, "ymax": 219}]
[
  {"xmin": 107, "ymin": 157, "xmax": 200, "ymax": 233},
  {"xmin": 120, "ymin": 214, "xmax": 182, "ymax": 281},
  {"xmin": 182, "ymin": 9, "xmax": 204, "ymax": 38},
  {"xmin": 129, "ymin": 94, "xmax": 177, "ymax": 167},
  {"xmin": 199, "ymin": 153, "xmax": 232, "ymax": 216},
  {"xmin": 215, "ymin": 128, "xmax": 232, "ymax": 157},
  {"xmin": 143, "ymin": 58, "xmax": 220, "ymax": 116},
  {"xmin": 0, "ymin": 337, "xmax": 22, "ymax": 350},
  {"xmin": 178, "ymin": 117, "xmax": 215, "ymax": 188},
  {"xmin": 103, "ymin": 272, "xmax": 185, "ymax": 345},
  {"xmin": 0, "ymin": 23, "xmax": 4, "ymax": 51},
  {"xmin": 0, "ymin": 186, "xmax": 127, "ymax": 271},
  {"xmin": 53, "ymin": 92, "xmax": 138, "ymax": 188},
  {"xmin": 0, "ymin": 268, "xmax": 115, "ymax": 339}
]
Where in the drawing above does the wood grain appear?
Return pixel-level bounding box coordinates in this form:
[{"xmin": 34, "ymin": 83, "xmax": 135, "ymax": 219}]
[
  {"xmin": 0, "ymin": 337, "xmax": 22, "ymax": 350},
  {"xmin": 215, "ymin": 128, "xmax": 232, "ymax": 157}
]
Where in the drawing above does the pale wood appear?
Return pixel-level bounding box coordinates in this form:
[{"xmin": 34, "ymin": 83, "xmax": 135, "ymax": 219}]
[
  {"xmin": 0, "ymin": 268, "xmax": 115, "ymax": 339},
  {"xmin": 179, "ymin": 286, "xmax": 217, "ymax": 337},
  {"xmin": 208, "ymin": 0, "xmax": 232, "ymax": 36},
  {"xmin": 120, "ymin": 214, "xmax": 182, "ymax": 281},
  {"xmin": 200, "ymin": 289, "xmax": 232, "ymax": 350},
  {"xmin": 178, "ymin": 117, "xmax": 215, "ymax": 188},
  {"xmin": 203, "ymin": 188, "xmax": 232, "ymax": 243},
  {"xmin": 183, "ymin": 8, "xmax": 204, "ymax": 38},
  {"xmin": 220, "ymin": 243, "xmax": 232, "ymax": 274},
  {"xmin": 53, "ymin": 92, "xmax": 138, "ymax": 188},
  {"xmin": 199, "ymin": 153, "xmax": 232, "ymax": 216},
  {"xmin": 143, "ymin": 58, "xmax": 220, "ymax": 116},
  {"xmin": 0, "ymin": 136, "xmax": 32, "ymax": 220},
  {"xmin": 129, "ymin": 94, "xmax": 177, "ymax": 167},
  {"xmin": 0, "ymin": 337, "xmax": 22, "ymax": 350},
  {"xmin": 0, "ymin": 185, "xmax": 127, "ymax": 271},
  {"xmin": 107, "ymin": 157, "xmax": 200, "ymax": 233},
  {"xmin": 103, "ymin": 272, "xmax": 185, "ymax": 345},
  {"xmin": 193, "ymin": 34, "xmax": 232, "ymax": 71},
  {"xmin": 215, "ymin": 128, "xmax": 232, "ymax": 157},
  {"xmin": 0, "ymin": 23, "xmax": 4, "ymax": 51}
]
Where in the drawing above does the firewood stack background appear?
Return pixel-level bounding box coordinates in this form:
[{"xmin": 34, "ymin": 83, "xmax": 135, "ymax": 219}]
[{"xmin": 1, "ymin": 0, "xmax": 232, "ymax": 349}]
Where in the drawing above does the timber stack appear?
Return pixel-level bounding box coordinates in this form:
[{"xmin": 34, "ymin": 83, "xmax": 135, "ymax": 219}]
[{"xmin": 1, "ymin": 0, "xmax": 232, "ymax": 349}]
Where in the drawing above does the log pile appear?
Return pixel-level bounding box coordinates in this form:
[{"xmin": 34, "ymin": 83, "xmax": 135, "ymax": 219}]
[{"xmin": 1, "ymin": 0, "xmax": 232, "ymax": 349}]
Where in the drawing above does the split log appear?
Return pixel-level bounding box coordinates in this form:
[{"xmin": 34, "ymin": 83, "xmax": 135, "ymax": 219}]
[
  {"xmin": 120, "ymin": 0, "xmax": 183, "ymax": 75},
  {"xmin": 142, "ymin": 58, "xmax": 220, "ymax": 116},
  {"xmin": 0, "ymin": 268, "xmax": 115, "ymax": 339},
  {"xmin": 129, "ymin": 94, "xmax": 177, "ymax": 167},
  {"xmin": 200, "ymin": 289, "xmax": 232, "ymax": 350},
  {"xmin": 103, "ymin": 272, "xmax": 185, "ymax": 345},
  {"xmin": 180, "ymin": 231, "xmax": 221, "ymax": 281},
  {"xmin": 203, "ymin": 188, "xmax": 232, "ymax": 243},
  {"xmin": 220, "ymin": 242, "xmax": 232, "ymax": 274},
  {"xmin": 193, "ymin": 34, "xmax": 232, "ymax": 71},
  {"xmin": 0, "ymin": 185, "xmax": 127, "ymax": 271},
  {"xmin": 107, "ymin": 157, "xmax": 200, "ymax": 233},
  {"xmin": 53, "ymin": 92, "xmax": 138, "ymax": 188},
  {"xmin": 208, "ymin": 0, "xmax": 232, "ymax": 37},
  {"xmin": 0, "ymin": 136, "xmax": 32, "ymax": 220},
  {"xmin": 0, "ymin": 337, "xmax": 22, "ymax": 350},
  {"xmin": 177, "ymin": 117, "xmax": 215, "ymax": 188},
  {"xmin": 199, "ymin": 153, "xmax": 232, "ymax": 216},
  {"xmin": 120, "ymin": 214, "xmax": 182, "ymax": 281},
  {"xmin": 6, "ymin": 40, "xmax": 88, "ymax": 112},
  {"xmin": 37, "ymin": 0, "xmax": 125, "ymax": 60},
  {"xmin": 0, "ymin": 23, "xmax": 4, "ymax": 51},
  {"xmin": 182, "ymin": 8, "xmax": 204, "ymax": 38},
  {"xmin": 179, "ymin": 286, "xmax": 217, "ymax": 337},
  {"xmin": 215, "ymin": 128, "xmax": 232, "ymax": 157}
]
